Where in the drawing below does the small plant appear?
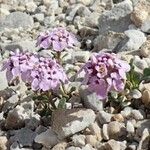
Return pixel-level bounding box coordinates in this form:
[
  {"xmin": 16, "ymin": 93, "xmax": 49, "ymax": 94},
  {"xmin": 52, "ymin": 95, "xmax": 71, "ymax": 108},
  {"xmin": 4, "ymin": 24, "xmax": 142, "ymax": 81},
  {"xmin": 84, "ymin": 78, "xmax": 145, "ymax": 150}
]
[
  {"xmin": 109, "ymin": 59, "xmax": 150, "ymax": 110},
  {"xmin": 1, "ymin": 49, "xmax": 70, "ymax": 115}
]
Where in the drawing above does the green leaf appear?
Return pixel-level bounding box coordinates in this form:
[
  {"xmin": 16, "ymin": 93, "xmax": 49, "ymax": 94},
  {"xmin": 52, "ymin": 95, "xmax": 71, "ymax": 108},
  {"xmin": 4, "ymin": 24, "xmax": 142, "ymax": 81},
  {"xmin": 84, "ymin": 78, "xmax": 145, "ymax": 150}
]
[
  {"xmin": 110, "ymin": 91, "xmax": 118, "ymax": 99},
  {"xmin": 132, "ymin": 71, "xmax": 141, "ymax": 87},
  {"xmin": 57, "ymin": 98, "xmax": 66, "ymax": 109},
  {"xmin": 143, "ymin": 68, "xmax": 150, "ymax": 77},
  {"xmin": 32, "ymin": 95, "xmax": 49, "ymax": 101},
  {"xmin": 62, "ymin": 53, "xmax": 68, "ymax": 59}
]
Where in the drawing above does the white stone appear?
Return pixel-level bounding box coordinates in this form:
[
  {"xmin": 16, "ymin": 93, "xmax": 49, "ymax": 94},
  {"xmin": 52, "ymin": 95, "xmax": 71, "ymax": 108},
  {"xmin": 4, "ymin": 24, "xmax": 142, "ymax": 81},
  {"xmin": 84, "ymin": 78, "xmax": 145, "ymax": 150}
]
[
  {"xmin": 131, "ymin": 109, "xmax": 146, "ymax": 120},
  {"xmin": 124, "ymin": 30, "xmax": 146, "ymax": 51},
  {"xmin": 34, "ymin": 13, "xmax": 44, "ymax": 22},
  {"xmin": 126, "ymin": 121, "xmax": 135, "ymax": 134},
  {"xmin": 79, "ymin": 86, "xmax": 103, "ymax": 111},
  {"xmin": 5, "ymin": 105, "xmax": 29, "ymax": 129},
  {"xmin": 52, "ymin": 109, "xmax": 96, "ymax": 139},
  {"xmin": 99, "ymin": 0, "xmax": 133, "ymax": 34},
  {"xmin": 72, "ymin": 134, "xmax": 86, "ymax": 147},
  {"xmin": 34, "ymin": 128, "xmax": 60, "ymax": 148},
  {"xmin": 98, "ymin": 111, "xmax": 112, "ymax": 124},
  {"xmin": 26, "ymin": 2, "xmax": 37, "ymax": 13},
  {"xmin": 0, "ymin": 136, "xmax": 7, "ymax": 150},
  {"xmin": 0, "ymin": 70, "xmax": 8, "ymax": 91}
]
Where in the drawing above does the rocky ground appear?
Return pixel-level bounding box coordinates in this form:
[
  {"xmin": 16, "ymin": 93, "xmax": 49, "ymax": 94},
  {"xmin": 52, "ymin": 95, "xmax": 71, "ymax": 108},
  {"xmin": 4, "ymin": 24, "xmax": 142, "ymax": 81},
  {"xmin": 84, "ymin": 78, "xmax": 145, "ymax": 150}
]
[{"xmin": 0, "ymin": 0, "xmax": 150, "ymax": 150}]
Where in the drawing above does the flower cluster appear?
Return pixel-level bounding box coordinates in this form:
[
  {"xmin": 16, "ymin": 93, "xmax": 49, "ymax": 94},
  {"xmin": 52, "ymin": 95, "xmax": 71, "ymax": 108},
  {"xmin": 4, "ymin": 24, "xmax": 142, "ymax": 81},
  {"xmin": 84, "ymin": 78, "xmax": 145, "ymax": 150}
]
[
  {"xmin": 81, "ymin": 53, "xmax": 130, "ymax": 99},
  {"xmin": 37, "ymin": 27, "xmax": 77, "ymax": 52},
  {"xmin": 2, "ymin": 50, "xmax": 68, "ymax": 91}
]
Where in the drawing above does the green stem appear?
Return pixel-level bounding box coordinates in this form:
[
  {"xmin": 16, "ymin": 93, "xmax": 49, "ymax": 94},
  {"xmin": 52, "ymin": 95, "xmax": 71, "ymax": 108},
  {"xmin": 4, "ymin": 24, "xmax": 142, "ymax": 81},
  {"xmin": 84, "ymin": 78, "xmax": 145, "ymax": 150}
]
[
  {"xmin": 56, "ymin": 52, "xmax": 62, "ymax": 64},
  {"xmin": 60, "ymin": 84, "xmax": 69, "ymax": 99},
  {"xmin": 47, "ymin": 91, "xmax": 57, "ymax": 110}
]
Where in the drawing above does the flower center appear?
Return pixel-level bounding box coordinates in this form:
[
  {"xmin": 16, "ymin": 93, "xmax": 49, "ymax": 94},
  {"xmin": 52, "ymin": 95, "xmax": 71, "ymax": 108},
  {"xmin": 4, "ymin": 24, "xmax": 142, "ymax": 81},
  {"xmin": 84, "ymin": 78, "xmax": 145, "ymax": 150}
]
[{"xmin": 99, "ymin": 64, "xmax": 106, "ymax": 74}]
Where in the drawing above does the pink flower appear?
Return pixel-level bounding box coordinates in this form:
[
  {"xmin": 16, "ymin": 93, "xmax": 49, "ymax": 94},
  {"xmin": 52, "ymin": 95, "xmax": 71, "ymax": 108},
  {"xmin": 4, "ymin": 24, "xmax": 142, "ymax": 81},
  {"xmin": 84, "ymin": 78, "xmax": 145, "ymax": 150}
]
[
  {"xmin": 30, "ymin": 57, "xmax": 68, "ymax": 91},
  {"xmin": 81, "ymin": 52, "xmax": 130, "ymax": 100},
  {"xmin": 37, "ymin": 27, "xmax": 77, "ymax": 52},
  {"xmin": 2, "ymin": 49, "xmax": 68, "ymax": 92},
  {"xmin": 1, "ymin": 49, "xmax": 38, "ymax": 82}
]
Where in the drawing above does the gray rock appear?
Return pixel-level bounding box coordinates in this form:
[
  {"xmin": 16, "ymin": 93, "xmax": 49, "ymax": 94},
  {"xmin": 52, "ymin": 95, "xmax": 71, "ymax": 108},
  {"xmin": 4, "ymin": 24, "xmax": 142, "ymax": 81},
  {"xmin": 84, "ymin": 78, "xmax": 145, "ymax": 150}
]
[
  {"xmin": 98, "ymin": 111, "xmax": 112, "ymax": 124},
  {"xmin": 137, "ymin": 128, "xmax": 150, "ymax": 150},
  {"xmin": 77, "ymin": 6, "xmax": 91, "ymax": 17},
  {"xmin": 20, "ymin": 96, "xmax": 34, "ymax": 116},
  {"xmin": 85, "ymin": 135, "xmax": 98, "ymax": 147},
  {"xmin": 131, "ymin": 0, "xmax": 150, "ymax": 33},
  {"xmin": 0, "ymin": 40, "xmax": 38, "ymax": 53},
  {"xmin": 10, "ymin": 142, "xmax": 33, "ymax": 150},
  {"xmin": 84, "ymin": 12, "xmax": 99, "ymax": 28},
  {"xmin": 0, "ymin": 71, "xmax": 8, "ymax": 91},
  {"xmin": 90, "ymin": 0, "xmax": 113, "ymax": 12},
  {"xmin": 34, "ymin": 13, "xmax": 44, "ymax": 22},
  {"xmin": 25, "ymin": 1, "xmax": 37, "ymax": 13},
  {"xmin": 128, "ymin": 142, "xmax": 138, "ymax": 150},
  {"xmin": 133, "ymin": 56, "xmax": 148, "ymax": 70},
  {"xmin": 126, "ymin": 121, "xmax": 135, "ymax": 134},
  {"xmin": 98, "ymin": 0, "xmax": 133, "ymax": 34},
  {"xmin": 141, "ymin": 20, "xmax": 150, "ymax": 33},
  {"xmin": 89, "ymin": 123, "xmax": 102, "ymax": 141},
  {"xmin": 79, "ymin": 86, "xmax": 103, "ymax": 111},
  {"xmin": 44, "ymin": 16, "xmax": 55, "ymax": 27},
  {"xmin": 52, "ymin": 108, "xmax": 96, "ymax": 139},
  {"xmin": 114, "ymin": 29, "xmax": 146, "ymax": 52},
  {"xmin": 72, "ymin": 51, "xmax": 90, "ymax": 63},
  {"xmin": 140, "ymin": 38, "xmax": 150, "ymax": 58},
  {"xmin": 76, "ymin": 0, "xmax": 94, "ymax": 6},
  {"xmin": 66, "ymin": 4, "xmax": 84, "ymax": 22},
  {"xmin": 131, "ymin": 109, "xmax": 146, "ymax": 120},
  {"xmin": 25, "ymin": 114, "xmax": 41, "ymax": 130},
  {"xmin": 94, "ymin": 31, "xmax": 125, "ymax": 51},
  {"xmin": 129, "ymin": 89, "xmax": 142, "ymax": 99},
  {"xmin": 102, "ymin": 124, "xmax": 109, "ymax": 140},
  {"xmin": 105, "ymin": 139, "xmax": 127, "ymax": 150},
  {"xmin": 0, "ymin": 12, "xmax": 34, "ymax": 31},
  {"xmin": 34, "ymin": 128, "xmax": 60, "ymax": 148},
  {"xmin": 5, "ymin": 105, "xmax": 29, "ymax": 129},
  {"xmin": 9, "ymin": 127, "xmax": 36, "ymax": 147},
  {"xmin": 66, "ymin": 147, "xmax": 81, "ymax": 150},
  {"xmin": 136, "ymin": 120, "xmax": 150, "ymax": 136},
  {"xmin": 107, "ymin": 121, "xmax": 126, "ymax": 140},
  {"xmin": 72, "ymin": 134, "xmax": 86, "ymax": 147},
  {"xmin": 0, "ymin": 136, "xmax": 7, "ymax": 150},
  {"xmin": 2, "ymin": 94, "xmax": 19, "ymax": 112},
  {"xmin": 82, "ymin": 144, "xmax": 96, "ymax": 150}
]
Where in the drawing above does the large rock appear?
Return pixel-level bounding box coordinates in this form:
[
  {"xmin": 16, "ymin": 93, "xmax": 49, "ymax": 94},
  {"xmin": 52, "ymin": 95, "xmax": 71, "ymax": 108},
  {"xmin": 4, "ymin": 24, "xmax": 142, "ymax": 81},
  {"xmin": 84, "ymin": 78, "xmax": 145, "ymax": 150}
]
[
  {"xmin": 90, "ymin": 0, "xmax": 113, "ymax": 12},
  {"xmin": 94, "ymin": 31, "xmax": 125, "ymax": 51},
  {"xmin": 52, "ymin": 108, "xmax": 96, "ymax": 139},
  {"xmin": 98, "ymin": 0, "xmax": 133, "ymax": 34},
  {"xmin": 34, "ymin": 128, "xmax": 60, "ymax": 148},
  {"xmin": 0, "ymin": 136, "xmax": 8, "ymax": 150},
  {"xmin": 0, "ymin": 40, "xmax": 38, "ymax": 53},
  {"xmin": 0, "ymin": 11, "xmax": 34, "ymax": 31},
  {"xmin": 5, "ymin": 105, "xmax": 29, "ymax": 129},
  {"xmin": 113, "ymin": 29, "xmax": 146, "ymax": 52},
  {"xmin": 140, "ymin": 37, "xmax": 150, "ymax": 58},
  {"xmin": 0, "ymin": 71, "xmax": 8, "ymax": 91},
  {"xmin": 9, "ymin": 127, "xmax": 36, "ymax": 147},
  {"xmin": 79, "ymin": 86, "xmax": 103, "ymax": 111},
  {"xmin": 105, "ymin": 139, "xmax": 127, "ymax": 150},
  {"xmin": 131, "ymin": 0, "xmax": 150, "ymax": 33}
]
